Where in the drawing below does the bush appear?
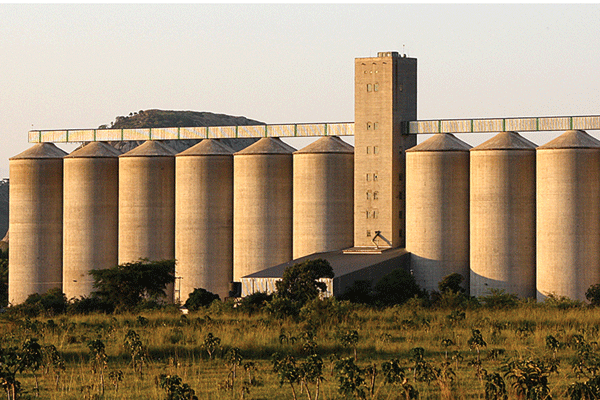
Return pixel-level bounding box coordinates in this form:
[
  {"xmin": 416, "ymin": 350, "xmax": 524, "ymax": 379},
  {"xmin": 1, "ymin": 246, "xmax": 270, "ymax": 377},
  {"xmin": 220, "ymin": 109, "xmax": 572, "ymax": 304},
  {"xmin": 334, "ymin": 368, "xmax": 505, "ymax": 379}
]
[
  {"xmin": 237, "ymin": 292, "xmax": 272, "ymax": 315},
  {"xmin": 68, "ymin": 296, "xmax": 115, "ymax": 314},
  {"xmin": 438, "ymin": 273, "xmax": 466, "ymax": 294},
  {"xmin": 373, "ymin": 268, "xmax": 424, "ymax": 306},
  {"xmin": 586, "ymin": 284, "xmax": 600, "ymax": 306},
  {"xmin": 10, "ymin": 287, "xmax": 68, "ymax": 317},
  {"xmin": 479, "ymin": 289, "xmax": 519, "ymax": 310},
  {"xmin": 184, "ymin": 288, "xmax": 220, "ymax": 311},
  {"xmin": 338, "ymin": 280, "xmax": 374, "ymax": 305}
]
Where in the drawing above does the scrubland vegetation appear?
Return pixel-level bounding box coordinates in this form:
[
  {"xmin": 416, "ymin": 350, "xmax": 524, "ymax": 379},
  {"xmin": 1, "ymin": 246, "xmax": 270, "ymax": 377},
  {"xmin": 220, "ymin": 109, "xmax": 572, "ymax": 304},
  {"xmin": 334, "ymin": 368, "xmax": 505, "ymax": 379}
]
[{"xmin": 3, "ymin": 259, "xmax": 600, "ymax": 399}]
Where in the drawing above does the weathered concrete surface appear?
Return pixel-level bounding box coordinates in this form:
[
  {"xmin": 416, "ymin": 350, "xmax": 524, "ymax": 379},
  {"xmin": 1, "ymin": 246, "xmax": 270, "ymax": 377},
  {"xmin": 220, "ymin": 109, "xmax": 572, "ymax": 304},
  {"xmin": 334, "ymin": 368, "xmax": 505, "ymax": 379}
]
[
  {"xmin": 63, "ymin": 142, "xmax": 120, "ymax": 300},
  {"xmin": 406, "ymin": 134, "xmax": 471, "ymax": 293},
  {"xmin": 293, "ymin": 136, "xmax": 354, "ymax": 259},
  {"xmin": 175, "ymin": 139, "xmax": 233, "ymax": 301},
  {"xmin": 9, "ymin": 143, "xmax": 67, "ymax": 304},
  {"xmin": 233, "ymin": 138, "xmax": 294, "ymax": 282},
  {"xmin": 536, "ymin": 130, "xmax": 600, "ymax": 301},
  {"xmin": 470, "ymin": 132, "xmax": 536, "ymax": 298}
]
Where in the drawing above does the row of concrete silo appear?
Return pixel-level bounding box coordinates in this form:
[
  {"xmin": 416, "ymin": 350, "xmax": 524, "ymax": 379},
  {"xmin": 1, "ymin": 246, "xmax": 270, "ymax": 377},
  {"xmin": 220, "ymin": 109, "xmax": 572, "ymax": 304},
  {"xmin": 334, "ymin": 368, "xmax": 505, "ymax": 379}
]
[
  {"xmin": 8, "ymin": 136, "xmax": 354, "ymax": 305},
  {"xmin": 406, "ymin": 130, "xmax": 600, "ymax": 302}
]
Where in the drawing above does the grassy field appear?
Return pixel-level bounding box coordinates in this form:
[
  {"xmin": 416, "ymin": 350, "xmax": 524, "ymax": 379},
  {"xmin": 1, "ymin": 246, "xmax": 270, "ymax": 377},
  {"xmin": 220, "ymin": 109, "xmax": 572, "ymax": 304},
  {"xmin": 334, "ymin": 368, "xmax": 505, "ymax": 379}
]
[{"xmin": 1, "ymin": 298, "xmax": 600, "ymax": 400}]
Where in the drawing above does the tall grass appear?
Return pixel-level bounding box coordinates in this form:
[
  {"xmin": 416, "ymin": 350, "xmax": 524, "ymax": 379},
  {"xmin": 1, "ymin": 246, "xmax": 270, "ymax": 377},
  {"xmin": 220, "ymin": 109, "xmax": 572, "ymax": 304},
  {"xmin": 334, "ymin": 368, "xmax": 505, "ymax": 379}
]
[{"xmin": 2, "ymin": 299, "xmax": 599, "ymax": 399}]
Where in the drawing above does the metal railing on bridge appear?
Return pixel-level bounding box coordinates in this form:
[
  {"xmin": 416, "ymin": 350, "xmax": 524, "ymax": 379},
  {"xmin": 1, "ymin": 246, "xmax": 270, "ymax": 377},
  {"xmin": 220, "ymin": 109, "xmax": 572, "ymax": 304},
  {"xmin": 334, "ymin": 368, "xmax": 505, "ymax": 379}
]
[{"xmin": 28, "ymin": 115, "xmax": 600, "ymax": 143}]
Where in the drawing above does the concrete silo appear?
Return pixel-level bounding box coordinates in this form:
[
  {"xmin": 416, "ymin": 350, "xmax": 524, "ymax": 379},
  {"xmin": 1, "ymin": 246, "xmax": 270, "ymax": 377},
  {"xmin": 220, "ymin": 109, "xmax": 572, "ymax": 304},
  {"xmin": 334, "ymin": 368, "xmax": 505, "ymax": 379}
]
[
  {"xmin": 63, "ymin": 142, "xmax": 121, "ymax": 299},
  {"xmin": 470, "ymin": 132, "xmax": 536, "ymax": 298},
  {"xmin": 9, "ymin": 143, "xmax": 67, "ymax": 304},
  {"xmin": 175, "ymin": 139, "xmax": 234, "ymax": 302},
  {"xmin": 119, "ymin": 141, "xmax": 177, "ymax": 301},
  {"xmin": 293, "ymin": 136, "xmax": 354, "ymax": 259},
  {"xmin": 233, "ymin": 137, "xmax": 295, "ymax": 284},
  {"xmin": 537, "ymin": 130, "xmax": 600, "ymax": 301},
  {"xmin": 406, "ymin": 134, "xmax": 471, "ymax": 294}
]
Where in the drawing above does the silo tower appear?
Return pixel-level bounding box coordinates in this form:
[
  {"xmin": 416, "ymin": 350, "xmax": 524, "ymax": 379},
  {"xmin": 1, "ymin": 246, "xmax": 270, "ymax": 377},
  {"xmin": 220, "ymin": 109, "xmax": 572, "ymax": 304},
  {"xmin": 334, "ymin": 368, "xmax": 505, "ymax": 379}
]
[
  {"xmin": 293, "ymin": 136, "xmax": 354, "ymax": 259},
  {"xmin": 9, "ymin": 143, "xmax": 67, "ymax": 304},
  {"xmin": 175, "ymin": 139, "xmax": 234, "ymax": 302},
  {"xmin": 406, "ymin": 133, "xmax": 471, "ymax": 293},
  {"xmin": 233, "ymin": 137, "xmax": 294, "ymax": 284},
  {"xmin": 537, "ymin": 130, "xmax": 600, "ymax": 301},
  {"xmin": 63, "ymin": 142, "xmax": 121, "ymax": 299},
  {"xmin": 119, "ymin": 141, "xmax": 177, "ymax": 301},
  {"xmin": 470, "ymin": 132, "xmax": 536, "ymax": 298}
]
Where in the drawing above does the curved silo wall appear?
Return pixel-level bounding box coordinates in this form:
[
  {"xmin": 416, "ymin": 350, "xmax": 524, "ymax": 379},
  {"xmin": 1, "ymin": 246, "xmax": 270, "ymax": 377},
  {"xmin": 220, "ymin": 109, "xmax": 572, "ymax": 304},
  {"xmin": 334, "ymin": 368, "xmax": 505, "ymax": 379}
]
[
  {"xmin": 119, "ymin": 141, "xmax": 177, "ymax": 302},
  {"xmin": 293, "ymin": 136, "xmax": 354, "ymax": 259},
  {"xmin": 63, "ymin": 142, "xmax": 120, "ymax": 300},
  {"xmin": 175, "ymin": 139, "xmax": 233, "ymax": 302},
  {"xmin": 470, "ymin": 132, "xmax": 537, "ymax": 298},
  {"xmin": 233, "ymin": 137, "xmax": 294, "ymax": 283},
  {"xmin": 406, "ymin": 134, "xmax": 471, "ymax": 294},
  {"xmin": 8, "ymin": 143, "xmax": 67, "ymax": 304},
  {"xmin": 537, "ymin": 130, "xmax": 600, "ymax": 302}
]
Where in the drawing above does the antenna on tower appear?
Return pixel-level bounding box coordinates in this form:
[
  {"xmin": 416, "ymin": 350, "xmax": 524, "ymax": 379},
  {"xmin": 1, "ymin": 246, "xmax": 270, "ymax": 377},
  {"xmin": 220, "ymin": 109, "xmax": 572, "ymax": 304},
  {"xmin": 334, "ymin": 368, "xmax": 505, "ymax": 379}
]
[{"xmin": 403, "ymin": 44, "xmax": 406, "ymax": 56}]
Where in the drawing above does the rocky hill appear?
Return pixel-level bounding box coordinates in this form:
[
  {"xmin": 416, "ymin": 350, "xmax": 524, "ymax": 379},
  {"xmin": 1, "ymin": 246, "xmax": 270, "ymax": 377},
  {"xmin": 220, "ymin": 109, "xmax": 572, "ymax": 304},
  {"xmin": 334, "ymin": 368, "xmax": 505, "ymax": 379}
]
[{"xmin": 0, "ymin": 110, "xmax": 265, "ymax": 248}]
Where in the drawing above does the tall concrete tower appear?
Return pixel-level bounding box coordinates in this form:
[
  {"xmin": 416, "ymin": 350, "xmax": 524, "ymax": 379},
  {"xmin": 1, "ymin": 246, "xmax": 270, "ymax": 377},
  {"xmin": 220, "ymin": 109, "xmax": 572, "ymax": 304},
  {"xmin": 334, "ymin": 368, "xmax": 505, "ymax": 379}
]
[{"xmin": 353, "ymin": 51, "xmax": 417, "ymax": 249}]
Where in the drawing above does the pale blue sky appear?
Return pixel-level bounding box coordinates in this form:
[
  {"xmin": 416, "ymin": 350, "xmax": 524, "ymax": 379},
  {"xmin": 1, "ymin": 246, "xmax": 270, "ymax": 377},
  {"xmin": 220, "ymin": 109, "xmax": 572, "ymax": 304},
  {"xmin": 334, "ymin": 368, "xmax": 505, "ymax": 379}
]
[{"xmin": 1, "ymin": 4, "xmax": 600, "ymax": 177}]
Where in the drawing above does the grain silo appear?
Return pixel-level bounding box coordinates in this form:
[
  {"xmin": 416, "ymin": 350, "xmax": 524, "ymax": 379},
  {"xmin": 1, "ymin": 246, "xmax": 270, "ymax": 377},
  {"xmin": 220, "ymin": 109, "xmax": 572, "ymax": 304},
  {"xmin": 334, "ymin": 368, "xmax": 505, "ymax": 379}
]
[
  {"xmin": 233, "ymin": 137, "xmax": 295, "ymax": 284},
  {"xmin": 406, "ymin": 133, "xmax": 471, "ymax": 294},
  {"xmin": 63, "ymin": 142, "xmax": 121, "ymax": 299},
  {"xmin": 537, "ymin": 130, "xmax": 600, "ymax": 302},
  {"xmin": 470, "ymin": 132, "xmax": 536, "ymax": 298},
  {"xmin": 119, "ymin": 141, "xmax": 177, "ymax": 301},
  {"xmin": 8, "ymin": 143, "xmax": 67, "ymax": 304},
  {"xmin": 293, "ymin": 136, "xmax": 354, "ymax": 259},
  {"xmin": 175, "ymin": 139, "xmax": 234, "ymax": 302}
]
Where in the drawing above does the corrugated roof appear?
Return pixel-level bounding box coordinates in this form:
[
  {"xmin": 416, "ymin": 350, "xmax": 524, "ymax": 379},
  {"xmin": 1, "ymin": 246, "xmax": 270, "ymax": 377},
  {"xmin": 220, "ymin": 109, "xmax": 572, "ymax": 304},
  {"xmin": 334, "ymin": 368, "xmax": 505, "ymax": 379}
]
[
  {"xmin": 10, "ymin": 143, "xmax": 68, "ymax": 160},
  {"xmin": 406, "ymin": 133, "xmax": 471, "ymax": 152},
  {"xmin": 538, "ymin": 130, "xmax": 600, "ymax": 150},
  {"xmin": 294, "ymin": 136, "xmax": 354, "ymax": 154},
  {"xmin": 119, "ymin": 140, "xmax": 178, "ymax": 157},
  {"xmin": 243, "ymin": 248, "xmax": 408, "ymax": 279},
  {"xmin": 234, "ymin": 137, "xmax": 295, "ymax": 155},
  {"xmin": 471, "ymin": 131, "xmax": 537, "ymax": 151},
  {"xmin": 177, "ymin": 139, "xmax": 234, "ymax": 156},
  {"xmin": 64, "ymin": 141, "xmax": 122, "ymax": 158}
]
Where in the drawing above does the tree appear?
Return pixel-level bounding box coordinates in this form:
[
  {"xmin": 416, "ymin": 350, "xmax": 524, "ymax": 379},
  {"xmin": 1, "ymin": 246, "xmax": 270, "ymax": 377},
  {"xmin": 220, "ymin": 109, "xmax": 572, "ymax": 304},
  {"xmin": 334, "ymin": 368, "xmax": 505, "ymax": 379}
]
[
  {"xmin": 184, "ymin": 288, "xmax": 219, "ymax": 310},
  {"xmin": 438, "ymin": 273, "xmax": 466, "ymax": 294},
  {"xmin": 585, "ymin": 284, "xmax": 600, "ymax": 306},
  {"xmin": 275, "ymin": 259, "xmax": 334, "ymax": 305},
  {"xmin": 373, "ymin": 268, "xmax": 423, "ymax": 306},
  {"xmin": 269, "ymin": 259, "xmax": 334, "ymax": 317},
  {"xmin": 89, "ymin": 259, "xmax": 175, "ymax": 311}
]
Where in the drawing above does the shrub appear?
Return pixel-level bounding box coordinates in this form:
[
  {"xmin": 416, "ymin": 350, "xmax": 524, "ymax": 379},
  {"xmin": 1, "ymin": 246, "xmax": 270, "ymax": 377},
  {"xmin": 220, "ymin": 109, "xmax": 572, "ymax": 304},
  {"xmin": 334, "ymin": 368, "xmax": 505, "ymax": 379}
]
[
  {"xmin": 479, "ymin": 289, "xmax": 519, "ymax": 310},
  {"xmin": 237, "ymin": 292, "xmax": 272, "ymax": 315},
  {"xmin": 585, "ymin": 284, "xmax": 600, "ymax": 306},
  {"xmin": 338, "ymin": 280, "xmax": 374, "ymax": 305},
  {"xmin": 10, "ymin": 288, "xmax": 68, "ymax": 317},
  {"xmin": 373, "ymin": 268, "xmax": 424, "ymax": 306},
  {"xmin": 184, "ymin": 288, "xmax": 220, "ymax": 311},
  {"xmin": 438, "ymin": 273, "xmax": 466, "ymax": 294},
  {"xmin": 68, "ymin": 296, "xmax": 115, "ymax": 315}
]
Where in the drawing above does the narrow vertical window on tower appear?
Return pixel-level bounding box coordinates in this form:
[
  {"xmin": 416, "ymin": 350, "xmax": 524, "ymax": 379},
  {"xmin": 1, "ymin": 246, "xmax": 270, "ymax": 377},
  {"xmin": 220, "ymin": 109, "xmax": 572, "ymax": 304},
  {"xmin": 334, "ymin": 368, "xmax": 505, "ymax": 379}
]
[
  {"xmin": 366, "ymin": 191, "xmax": 371, "ymax": 200},
  {"xmin": 374, "ymin": 83, "xmax": 379, "ymax": 92},
  {"xmin": 373, "ymin": 191, "xmax": 378, "ymax": 200},
  {"xmin": 367, "ymin": 84, "xmax": 372, "ymax": 92},
  {"xmin": 373, "ymin": 173, "xmax": 378, "ymax": 181},
  {"xmin": 374, "ymin": 146, "xmax": 379, "ymax": 154},
  {"xmin": 367, "ymin": 122, "xmax": 372, "ymax": 130},
  {"xmin": 366, "ymin": 174, "xmax": 370, "ymax": 181}
]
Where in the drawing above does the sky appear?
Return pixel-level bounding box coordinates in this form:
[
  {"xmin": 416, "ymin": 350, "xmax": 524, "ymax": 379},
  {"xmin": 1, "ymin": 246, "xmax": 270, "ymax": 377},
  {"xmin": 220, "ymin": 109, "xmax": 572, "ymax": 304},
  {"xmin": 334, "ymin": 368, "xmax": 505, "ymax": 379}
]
[{"xmin": 1, "ymin": 4, "xmax": 600, "ymax": 178}]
